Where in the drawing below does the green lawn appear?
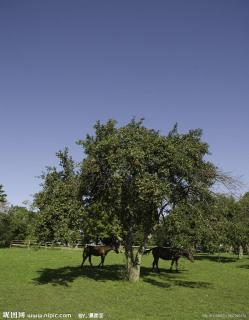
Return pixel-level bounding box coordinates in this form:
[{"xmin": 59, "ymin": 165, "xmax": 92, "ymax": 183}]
[{"xmin": 0, "ymin": 248, "xmax": 249, "ymax": 320}]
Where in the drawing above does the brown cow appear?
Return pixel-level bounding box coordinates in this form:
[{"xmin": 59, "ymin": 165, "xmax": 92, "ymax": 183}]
[{"xmin": 80, "ymin": 243, "xmax": 120, "ymax": 268}]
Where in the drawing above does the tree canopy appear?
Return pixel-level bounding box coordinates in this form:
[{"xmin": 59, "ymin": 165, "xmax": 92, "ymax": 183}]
[
  {"xmin": 29, "ymin": 119, "xmax": 247, "ymax": 280},
  {"xmin": 34, "ymin": 148, "xmax": 84, "ymax": 245},
  {"xmin": 77, "ymin": 119, "xmax": 218, "ymax": 281},
  {"xmin": 0, "ymin": 206, "xmax": 36, "ymax": 247},
  {"xmin": 0, "ymin": 184, "xmax": 7, "ymax": 203}
]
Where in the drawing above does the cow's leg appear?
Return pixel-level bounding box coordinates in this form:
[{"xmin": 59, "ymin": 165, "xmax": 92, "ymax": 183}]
[
  {"xmin": 170, "ymin": 259, "xmax": 175, "ymax": 271},
  {"xmin": 176, "ymin": 258, "xmax": 179, "ymax": 272},
  {"xmin": 88, "ymin": 254, "xmax": 93, "ymax": 266},
  {"xmin": 152, "ymin": 258, "xmax": 155, "ymax": 270},
  {"xmin": 81, "ymin": 251, "xmax": 89, "ymax": 269},
  {"xmin": 152, "ymin": 258, "xmax": 157, "ymax": 271},
  {"xmin": 99, "ymin": 256, "xmax": 105, "ymax": 267},
  {"xmin": 153, "ymin": 257, "xmax": 159, "ymax": 272},
  {"xmin": 156, "ymin": 258, "xmax": 160, "ymax": 272}
]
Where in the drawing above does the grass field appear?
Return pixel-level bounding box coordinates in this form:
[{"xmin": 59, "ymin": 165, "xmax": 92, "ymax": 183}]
[{"xmin": 0, "ymin": 248, "xmax": 249, "ymax": 320}]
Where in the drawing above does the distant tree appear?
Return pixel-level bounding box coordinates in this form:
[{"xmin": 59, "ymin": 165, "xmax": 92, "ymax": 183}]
[
  {"xmin": 153, "ymin": 202, "xmax": 205, "ymax": 249},
  {"xmin": 0, "ymin": 185, "xmax": 8, "ymax": 213},
  {"xmin": 229, "ymin": 193, "xmax": 249, "ymax": 257},
  {"xmin": 197, "ymin": 194, "xmax": 248, "ymax": 256},
  {"xmin": 77, "ymin": 119, "xmax": 219, "ymax": 281},
  {"xmin": 0, "ymin": 206, "xmax": 36, "ymax": 247},
  {"xmin": 34, "ymin": 148, "xmax": 85, "ymax": 245},
  {"xmin": 0, "ymin": 184, "xmax": 7, "ymax": 203},
  {"xmin": 153, "ymin": 188, "xmax": 249, "ymax": 257}
]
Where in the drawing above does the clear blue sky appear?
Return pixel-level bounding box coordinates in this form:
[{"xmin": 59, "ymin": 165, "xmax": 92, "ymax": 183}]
[{"xmin": 0, "ymin": 0, "xmax": 248, "ymax": 206}]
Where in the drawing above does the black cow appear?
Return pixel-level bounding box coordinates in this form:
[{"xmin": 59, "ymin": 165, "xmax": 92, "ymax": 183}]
[{"xmin": 148, "ymin": 246, "xmax": 194, "ymax": 272}]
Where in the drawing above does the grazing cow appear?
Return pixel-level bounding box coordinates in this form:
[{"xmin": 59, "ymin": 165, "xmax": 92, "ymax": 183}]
[
  {"xmin": 149, "ymin": 246, "xmax": 194, "ymax": 272},
  {"xmin": 80, "ymin": 243, "xmax": 120, "ymax": 268}
]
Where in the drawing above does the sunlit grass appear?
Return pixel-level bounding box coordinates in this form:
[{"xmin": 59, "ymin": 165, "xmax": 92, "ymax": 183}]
[{"xmin": 0, "ymin": 248, "xmax": 249, "ymax": 319}]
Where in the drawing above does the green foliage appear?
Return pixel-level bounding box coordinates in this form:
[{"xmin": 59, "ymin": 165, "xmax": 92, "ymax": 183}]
[
  {"xmin": 0, "ymin": 185, "xmax": 7, "ymax": 212},
  {"xmin": 0, "ymin": 185, "xmax": 8, "ymax": 213},
  {"xmin": 34, "ymin": 148, "xmax": 85, "ymax": 245},
  {"xmin": 225, "ymin": 193, "xmax": 249, "ymax": 251},
  {"xmin": 0, "ymin": 185, "xmax": 7, "ymax": 203},
  {"xmin": 77, "ymin": 119, "xmax": 217, "ymax": 279},
  {"xmin": 0, "ymin": 206, "xmax": 36, "ymax": 247},
  {"xmin": 153, "ymin": 203, "xmax": 202, "ymax": 249},
  {"xmin": 154, "ymin": 193, "xmax": 249, "ymax": 254},
  {"xmin": 199, "ymin": 194, "xmax": 249, "ymax": 253}
]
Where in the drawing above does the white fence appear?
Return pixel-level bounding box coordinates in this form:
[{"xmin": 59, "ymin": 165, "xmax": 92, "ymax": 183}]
[
  {"xmin": 10, "ymin": 240, "xmax": 83, "ymax": 250},
  {"xmin": 9, "ymin": 240, "xmax": 154, "ymax": 252}
]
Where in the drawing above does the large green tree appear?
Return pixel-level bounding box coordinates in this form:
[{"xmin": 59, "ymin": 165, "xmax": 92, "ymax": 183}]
[
  {"xmin": 78, "ymin": 119, "xmax": 218, "ymax": 281},
  {"xmin": 34, "ymin": 148, "xmax": 84, "ymax": 245}
]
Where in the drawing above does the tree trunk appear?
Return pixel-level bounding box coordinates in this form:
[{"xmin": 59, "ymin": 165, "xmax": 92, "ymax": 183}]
[
  {"xmin": 127, "ymin": 262, "xmax": 141, "ymax": 282},
  {"xmin": 124, "ymin": 228, "xmax": 151, "ymax": 282},
  {"xmin": 246, "ymin": 245, "xmax": 249, "ymax": 255},
  {"xmin": 125, "ymin": 250, "xmax": 143, "ymax": 282},
  {"xmin": 238, "ymin": 245, "xmax": 243, "ymax": 259}
]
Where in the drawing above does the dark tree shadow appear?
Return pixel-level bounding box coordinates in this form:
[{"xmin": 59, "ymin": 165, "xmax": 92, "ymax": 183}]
[
  {"xmin": 194, "ymin": 255, "xmax": 238, "ymax": 263},
  {"xmin": 33, "ymin": 264, "xmax": 125, "ymax": 287},
  {"xmin": 33, "ymin": 264, "xmax": 212, "ymax": 290},
  {"xmin": 140, "ymin": 266, "xmax": 186, "ymax": 276},
  {"xmin": 172, "ymin": 280, "xmax": 212, "ymax": 288},
  {"xmin": 143, "ymin": 278, "xmax": 172, "ymax": 288},
  {"xmin": 141, "ymin": 266, "xmax": 212, "ymax": 289},
  {"xmin": 237, "ymin": 264, "xmax": 249, "ymax": 269},
  {"xmin": 143, "ymin": 278, "xmax": 212, "ymax": 289}
]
